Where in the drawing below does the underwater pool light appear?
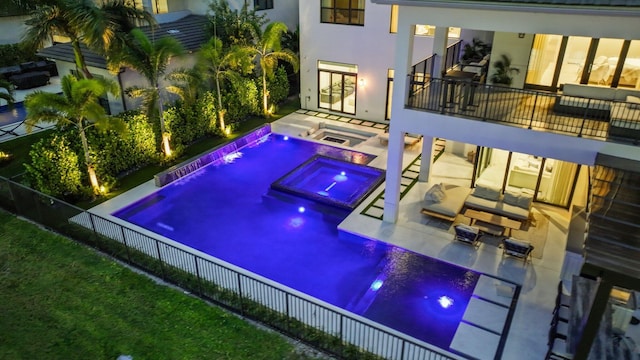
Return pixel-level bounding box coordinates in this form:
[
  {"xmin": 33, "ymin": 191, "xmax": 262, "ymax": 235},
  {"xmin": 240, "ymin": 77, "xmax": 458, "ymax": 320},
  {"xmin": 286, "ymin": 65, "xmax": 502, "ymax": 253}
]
[
  {"xmin": 438, "ymin": 296, "xmax": 454, "ymax": 309},
  {"xmin": 283, "ymin": 136, "xmax": 289, "ymax": 140},
  {"xmin": 370, "ymin": 279, "xmax": 384, "ymax": 291},
  {"xmin": 298, "ymin": 206, "xmax": 305, "ymax": 213}
]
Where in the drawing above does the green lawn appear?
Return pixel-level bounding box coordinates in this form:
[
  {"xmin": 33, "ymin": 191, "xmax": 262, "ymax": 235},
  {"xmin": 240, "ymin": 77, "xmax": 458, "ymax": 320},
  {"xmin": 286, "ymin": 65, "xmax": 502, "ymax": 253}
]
[
  {"xmin": 0, "ymin": 210, "xmax": 321, "ymax": 360},
  {"xmin": 0, "ymin": 129, "xmax": 53, "ymax": 178}
]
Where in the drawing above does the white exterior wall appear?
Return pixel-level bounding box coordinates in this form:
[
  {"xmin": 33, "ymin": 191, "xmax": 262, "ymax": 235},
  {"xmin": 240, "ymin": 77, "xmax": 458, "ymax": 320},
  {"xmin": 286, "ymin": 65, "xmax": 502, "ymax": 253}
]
[
  {"xmin": 180, "ymin": 0, "xmax": 299, "ymax": 29},
  {"xmin": 299, "ymin": 1, "xmax": 397, "ymax": 122},
  {"xmin": 0, "ymin": 15, "xmax": 28, "ymax": 45},
  {"xmin": 53, "ymin": 61, "xmax": 126, "ymax": 115},
  {"xmin": 487, "ymin": 31, "xmax": 534, "ymax": 88},
  {"xmin": 382, "ymin": 4, "xmax": 640, "ymax": 222},
  {"xmin": 119, "ymin": 54, "xmax": 198, "ymax": 112},
  {"xmin": 257, "ymin": 0, "xmax": 299, "ymax": 31}
]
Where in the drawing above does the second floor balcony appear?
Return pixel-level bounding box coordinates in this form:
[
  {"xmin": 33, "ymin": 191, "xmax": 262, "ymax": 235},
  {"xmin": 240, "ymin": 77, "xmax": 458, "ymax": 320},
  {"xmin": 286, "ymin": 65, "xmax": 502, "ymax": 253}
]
[{"xmin": 406, "ymin": 75, "xmax": 640, "ymax": 146}]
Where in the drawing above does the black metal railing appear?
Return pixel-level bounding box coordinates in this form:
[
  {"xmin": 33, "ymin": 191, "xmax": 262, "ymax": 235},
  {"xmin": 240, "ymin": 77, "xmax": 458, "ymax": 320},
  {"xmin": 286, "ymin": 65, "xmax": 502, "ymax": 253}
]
[
  {"xmin": 406, "ymin": 77, "xmax": 640, "ymax": 144},
  {"xmin": 0, "ymin": 176, "xmax": 457, "ymax": 360},
  {"xmin": 410, "ymin": 55, "xmax": 435, "ymax": 95},
  {"xmin": 444, "ymin": 40, "xmax": 462, "ymax": 72}
]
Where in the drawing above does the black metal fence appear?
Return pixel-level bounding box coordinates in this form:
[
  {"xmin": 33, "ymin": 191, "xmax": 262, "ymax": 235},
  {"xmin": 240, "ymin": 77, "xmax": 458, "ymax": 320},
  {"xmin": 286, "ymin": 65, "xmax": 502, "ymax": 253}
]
[
  {"xmin": 406, "ymin": 77, "xmax": 640, "ymax": 143},
  {"xmin": 0, "ymin": 176, "xmax": 457, "ymax": 360}
]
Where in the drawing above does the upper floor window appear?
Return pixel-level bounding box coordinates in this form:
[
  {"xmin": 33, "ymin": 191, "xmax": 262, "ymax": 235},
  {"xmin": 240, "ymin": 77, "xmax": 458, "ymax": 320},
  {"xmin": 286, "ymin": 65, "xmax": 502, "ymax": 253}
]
[
  {"xmin": 390, "ymin": 5, "xmax": 398, "ymax": 33},
  {"xmin": 415, "ymin": 25, "xmax": 461, "ymax": 39},
  {"xmin": 321, "ymin": 0, "xmax": 365, "ymax": 26},
  {"xmin": 255, "ymin": 0, "xmax": 274, "ymax": 10}
]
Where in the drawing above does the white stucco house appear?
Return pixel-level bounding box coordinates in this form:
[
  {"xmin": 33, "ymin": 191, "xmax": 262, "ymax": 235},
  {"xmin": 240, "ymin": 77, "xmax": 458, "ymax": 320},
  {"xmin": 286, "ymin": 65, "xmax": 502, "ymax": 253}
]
[{"xmin": 298, "ymin": 1, "xmax": 640, "ymax": 359}]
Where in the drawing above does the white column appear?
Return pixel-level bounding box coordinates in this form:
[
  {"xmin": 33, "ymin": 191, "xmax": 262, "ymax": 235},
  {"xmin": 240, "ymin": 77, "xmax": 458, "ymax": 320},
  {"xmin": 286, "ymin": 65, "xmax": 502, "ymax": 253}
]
[
  {"xmin": 383, "ymin": 12, "xmax": 416, "ymax": 224},
  {"xmin": 433, "ymin": 26, "xmax": 450, "ymax": 76},
  {"xmin": 419, "ymin": 136, "xmax": 434, "ymax": 182},
  {"xmin": 383, "ymin": 129, "xmax": 405, "ymax": 223}
]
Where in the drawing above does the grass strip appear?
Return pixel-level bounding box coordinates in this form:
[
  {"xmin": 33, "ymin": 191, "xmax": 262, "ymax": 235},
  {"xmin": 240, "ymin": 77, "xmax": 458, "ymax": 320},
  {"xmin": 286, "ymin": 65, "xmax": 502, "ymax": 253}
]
[{"xmin": 0, "ymin": 211, "xmax": 318, "ymax": 360}]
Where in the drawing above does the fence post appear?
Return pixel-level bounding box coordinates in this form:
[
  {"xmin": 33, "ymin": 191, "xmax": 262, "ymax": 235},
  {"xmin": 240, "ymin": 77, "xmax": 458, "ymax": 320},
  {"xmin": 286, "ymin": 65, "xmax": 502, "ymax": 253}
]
[
  {"xmin": 285, "ymin": 293, "xmax": 290, "ymax": 332},
  {"xmin": 237, "ymin": 273, "xmax": 244, "ymax": 316},
  {"xmin": 119, "ymin": 225, "xmax": 132, "ymax": 262},
  {"xmin": 193, "ymin": 255, "xmax": 203, "ymax": 297},
  {"xmin": 88, "ymin": 213, "xmax": 99, "ymax": 245},
  {"xmin": 154, "ymin": 240, "xmax": 166, "ymax": 280}
]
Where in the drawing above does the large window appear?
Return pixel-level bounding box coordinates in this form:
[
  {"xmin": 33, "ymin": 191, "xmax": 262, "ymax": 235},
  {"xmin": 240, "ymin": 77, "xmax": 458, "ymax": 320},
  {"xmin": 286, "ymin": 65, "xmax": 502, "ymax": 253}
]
[
  {"xmin": 318, "ymin": 61, "xmax": 357, "ymax": 114},
  {"xmin": 254, "ymin": 0, "xmax": 273, "ymax": 10},
  {"xmin": 390, "ymin": 5, "xmax": 398, "ymax": 33},
  {"xmin": 321, "ymin": 0, "xmax": 365, "ymax": 26},
  {"xmin": 414, "ymin": 25, "xmax": 460, "ymax": 38},
  {"xmin": 526, "ymin": 35, "xmax": 640, "ymax": 90}
]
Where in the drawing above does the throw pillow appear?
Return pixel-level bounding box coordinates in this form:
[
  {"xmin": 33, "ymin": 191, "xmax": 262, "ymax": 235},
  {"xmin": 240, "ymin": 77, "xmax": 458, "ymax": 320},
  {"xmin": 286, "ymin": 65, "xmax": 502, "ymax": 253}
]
[
  {"xmin": 472, "ymin": 184, "xmax": 501, "ymax": 201},
  {"xmin": 516, "ymin": 194, "xmax": 533, "ymax": 209},
  {"xmin": 627, "ymin": 95, "xmax": 640, "ymax": 110},
  {"xmin": 424, "ymin": 183, "xmax": 446, "ymax": 203},
  {"xmin": 503, "ymin": 190, "xmax": 520, "ymax": 206}
]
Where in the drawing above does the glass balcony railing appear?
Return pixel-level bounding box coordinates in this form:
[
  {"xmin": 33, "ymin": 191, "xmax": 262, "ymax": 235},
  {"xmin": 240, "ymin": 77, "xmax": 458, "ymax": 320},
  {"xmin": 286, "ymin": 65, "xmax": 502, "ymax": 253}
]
[{"xmin": 406, "ymin": 76, "xmax": 640, "ymax": 145}]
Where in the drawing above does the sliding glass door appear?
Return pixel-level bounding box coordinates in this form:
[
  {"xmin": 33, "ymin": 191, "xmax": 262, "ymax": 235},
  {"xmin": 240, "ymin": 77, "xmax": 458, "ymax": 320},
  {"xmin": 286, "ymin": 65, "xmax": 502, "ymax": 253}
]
[
  {"xmin": 473, "ymin": 147, "xmax": 578, "ymax": 207},
  {"xmin": 525, "ymin": 35, "xmax": 638, "ymax": 91},
  {"xmin": 318, "ymin": 61, "xmax": 357, "ymax": 114}
]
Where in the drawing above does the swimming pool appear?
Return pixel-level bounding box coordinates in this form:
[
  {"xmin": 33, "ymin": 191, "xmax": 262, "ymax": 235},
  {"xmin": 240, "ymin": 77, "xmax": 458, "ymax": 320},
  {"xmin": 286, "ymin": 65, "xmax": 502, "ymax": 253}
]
[
  {"xmin": 112, "ymin": 132, "xmax": 502, "ymax": 353},
  {"xmin": 0, "ymin": 102, "xmax": 26, "ymax": 126}
]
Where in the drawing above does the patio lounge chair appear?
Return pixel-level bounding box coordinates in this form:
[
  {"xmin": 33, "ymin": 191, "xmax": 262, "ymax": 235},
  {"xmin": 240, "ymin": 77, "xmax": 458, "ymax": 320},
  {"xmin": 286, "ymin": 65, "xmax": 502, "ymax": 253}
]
[
  {"xmin": 453, "ymin": 224, "xmax": 481, "ymax": 247},
  {"xmin": 501, "ymin": 237, "xmax": 534, "ymax": 264}
]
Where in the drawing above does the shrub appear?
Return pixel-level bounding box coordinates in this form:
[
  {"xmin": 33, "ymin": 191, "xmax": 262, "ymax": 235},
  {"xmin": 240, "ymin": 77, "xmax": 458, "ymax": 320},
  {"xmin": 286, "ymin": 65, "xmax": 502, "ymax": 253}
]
[
  {"xmin": 223, "ymin": 77, "xmax": 259, "ymax": 124},
  {"xmin": 197, "ymin": 91, "xmax": 218, "ymax": 134},
  {"xmin": 89, "ymin": 111, "xmax": 158, "ymax": 179},
  {"xmin": 164, "ymin": 101, "xmax": 210, "ymax": 147},
  {"xmin": 24, "ymin": 133, "xmax": 85, "ymax": 199},
  {"xmin": 0, "ymin": 43, "xmax": 39, "ymax": 68},
  {"xmin": 265, "ymin": 66, "xmax": 290, "ymax": 106}
]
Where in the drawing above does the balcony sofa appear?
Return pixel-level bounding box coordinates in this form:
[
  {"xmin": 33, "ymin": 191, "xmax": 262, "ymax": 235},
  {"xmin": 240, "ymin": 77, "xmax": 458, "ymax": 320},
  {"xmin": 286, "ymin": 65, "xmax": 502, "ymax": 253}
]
[
  {"xmin": 609, "ymin": 95, "xmax": 640, "ymax": 142},
  {"xmin": 463, "ymin": 184, "xmax": 533, "ymax": 222},
  {"xmin": 554, "ymin": 83, "xmax": 640, "ymax": 120}
]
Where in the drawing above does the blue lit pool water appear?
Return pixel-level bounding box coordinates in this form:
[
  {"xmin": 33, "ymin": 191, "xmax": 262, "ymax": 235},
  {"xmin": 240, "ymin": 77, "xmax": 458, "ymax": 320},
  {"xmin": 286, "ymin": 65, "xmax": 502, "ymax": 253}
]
[
  {"xmin": 113, "ymin": 133, "xmax": 480, "ymax": 351},
  {"xmin": 0, "ymin": 102, "xmax": 26, "ymax": 126}
]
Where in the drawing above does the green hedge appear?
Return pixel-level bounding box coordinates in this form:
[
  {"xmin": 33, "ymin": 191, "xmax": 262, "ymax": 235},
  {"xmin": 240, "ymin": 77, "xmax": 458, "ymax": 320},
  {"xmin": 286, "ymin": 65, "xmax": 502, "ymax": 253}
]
[
  {"xmin": 0, "ymin": 43, "xmax": 39, "ymax": 68},
  {"xmin": 90, "ymin": 111, "xmax": 158, "ymax": 180},
  {"xmin": 23, "ymin": 133, "xmax": 86, "ymax": 199}
]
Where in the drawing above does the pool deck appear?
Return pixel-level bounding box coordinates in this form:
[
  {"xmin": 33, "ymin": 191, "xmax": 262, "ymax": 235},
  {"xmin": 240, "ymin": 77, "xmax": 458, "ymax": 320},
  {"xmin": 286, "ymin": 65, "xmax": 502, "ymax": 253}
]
[
  {"xmin": 0, "ymin": 76, "xmax": 60, "ymax": 141},
  {"xmin": 273, "ymin": 112, "xmax": 568, "ymax": 360},
  {"xmin": 4, "ymin": 104, "xmax": 569, "ymax": 359}
]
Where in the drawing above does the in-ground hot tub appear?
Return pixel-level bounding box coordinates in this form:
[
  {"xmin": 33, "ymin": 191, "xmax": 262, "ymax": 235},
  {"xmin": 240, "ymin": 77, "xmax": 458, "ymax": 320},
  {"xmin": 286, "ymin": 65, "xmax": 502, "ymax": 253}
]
[{"xmin": 270, "ymin": 154, "xmax": 385, "ymax": 210}]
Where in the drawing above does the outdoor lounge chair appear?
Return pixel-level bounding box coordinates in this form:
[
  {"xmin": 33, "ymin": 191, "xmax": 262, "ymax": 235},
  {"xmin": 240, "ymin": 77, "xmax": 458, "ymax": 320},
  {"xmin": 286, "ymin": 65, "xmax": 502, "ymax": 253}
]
[
  {"xmin": 453, "ymin": 224, "xmax": 481, "ymax": 247},
  {"xmin": 501, "ymin": 237, "xmax": 534, "ymax": 264}
]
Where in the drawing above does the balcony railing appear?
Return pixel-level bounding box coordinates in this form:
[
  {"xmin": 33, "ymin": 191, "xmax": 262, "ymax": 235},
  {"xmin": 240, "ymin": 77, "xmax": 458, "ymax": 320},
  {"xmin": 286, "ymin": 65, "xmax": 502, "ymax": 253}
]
[
  {"xmin": 444, "ymin": 40, "xmax": 462, "ymax": 72},
  {"xmin": 406, "ymin": 77, "xmax": 640, "ymax": 145}
]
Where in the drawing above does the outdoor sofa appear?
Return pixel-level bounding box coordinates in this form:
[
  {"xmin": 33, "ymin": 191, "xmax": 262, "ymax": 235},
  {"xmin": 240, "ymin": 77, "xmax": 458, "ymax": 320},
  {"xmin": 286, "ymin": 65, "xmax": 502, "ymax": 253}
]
[
  {"xmin": 421, "ymin": 183, "xmax": 470, "ymax": 221},
  {"xmin": 463, "ymin": 184, "xmax": 533, "ymax": 222}
]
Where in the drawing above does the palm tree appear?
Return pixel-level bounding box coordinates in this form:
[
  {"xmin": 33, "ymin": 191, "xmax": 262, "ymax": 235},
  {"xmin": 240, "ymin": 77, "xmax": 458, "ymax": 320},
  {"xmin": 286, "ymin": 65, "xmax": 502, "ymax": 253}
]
[
  {"xmin": 23, "ymin": 0, "xmax": 154, "ymax": 79},
  {"xmin": 250, "ymin": 22, "xmax": 299, "ymax": 117},
  {"xmin": 108, "ymin": 28, "xmax": 184, "ymax": 156},
  {"xmin": 24, "ymin": 75, "xmax": 124, "ymax": 194},
  {"xmin": 165, "ymin": 67, "xmax": 204, "ymax": 108},
  {"xmin": 198, "ymin": 37, "xmax": 254, "ymax": 132},
  {"xmin": 0, "ymin": 79, "xmax": 15, "ymax": 108}
]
